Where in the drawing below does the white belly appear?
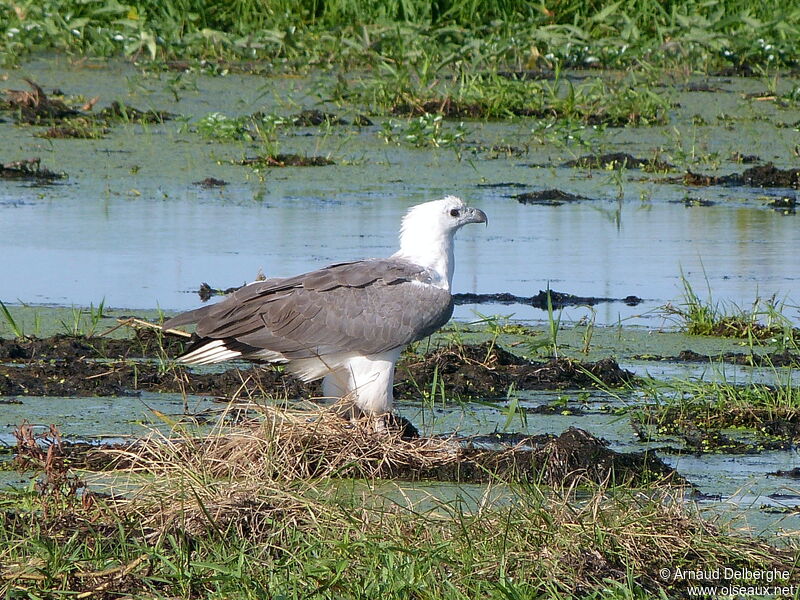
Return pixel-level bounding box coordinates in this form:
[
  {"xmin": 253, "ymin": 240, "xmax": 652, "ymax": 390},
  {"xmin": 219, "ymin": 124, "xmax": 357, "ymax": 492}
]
[{"xmin": 321, "ymin": 348, "xmax": 403, "ymax": 416}]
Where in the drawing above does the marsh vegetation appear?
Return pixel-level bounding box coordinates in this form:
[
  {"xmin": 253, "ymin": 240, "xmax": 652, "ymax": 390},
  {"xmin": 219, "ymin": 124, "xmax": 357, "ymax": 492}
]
[{"xmin": 2, "ymin": 0, "xmax": 800, "ymax": 596}]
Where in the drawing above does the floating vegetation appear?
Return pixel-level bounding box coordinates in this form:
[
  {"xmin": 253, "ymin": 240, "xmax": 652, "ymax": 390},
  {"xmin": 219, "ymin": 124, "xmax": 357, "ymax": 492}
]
[
  {"xmin": 512, "ymin": 189, "xmax": 589, "ymax": 206},
  {"xmin": 662, "ymin": 275, "xmax": 799, "ymax": 342},
  {"xmin": 676, "ymin": 163, "xmax": 800, "ymax": 189},
  {"xmin": 36, "ymin": 117, "xmax": 109, "ymax": 139},
  {"xmin": 380, "ymin": 114, "xmax": 468, "ymax": 148},
  {"xmin": 97, "ymin": 101, "xmax": 174, "ymax": 124},
  {"xmin": 0, "ymin": 157, "xmax": 65, "ymax": 181},
  {"xmin": 239, "ymin": 154, "xmax": 335, "ymax": 168},
  {"xmin": 563, "ymin": 152, "xmax": 675, "ymax": 172},
  {"xmin": 633, "ymin": 377, "xmax": 800, "ymax": 448},
  {"xmin": 290, "ymin": 109, "xmax": 372, "ymax": 127}
]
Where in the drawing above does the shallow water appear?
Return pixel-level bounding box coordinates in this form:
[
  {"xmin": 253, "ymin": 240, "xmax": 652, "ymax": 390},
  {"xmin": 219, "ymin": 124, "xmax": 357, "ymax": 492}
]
[
  {"xmin": 1, "ymin": 58, "xmax": 798, "ymax": 326},
  {"xmin": 2, "ymin": 57, "xmax": 800, "ymax": 536}
]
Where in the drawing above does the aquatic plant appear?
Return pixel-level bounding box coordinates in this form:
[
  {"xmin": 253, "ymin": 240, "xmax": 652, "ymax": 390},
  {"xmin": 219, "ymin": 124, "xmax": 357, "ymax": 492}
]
[
  {"xmin": 59, "ymin": 299, "xmax": 107, "ymax": 337},
  {"xmin": 380, "ymin": 113, "xmax": 468, "ymax": 148},
  {"xmin": 2, "ymin": 0, "xmax": 799, "ymax": 74},
  {"xmin": 663, "ymin": 273, "xmax": 798, "ymax": 347},
  {"xmin": 192, "ymin": 112, "xmax": 254, "ymax": 142},
  {"xmin": 0, "ymin": 300, "xmax": 24, "ymax": 338},
  {"xmin": 633, "ymin": 367, "xmax": 800, "ymax": 450},
  {"xmin": 354, "ymin": 68, "xmax": 670, "ymax": 125}
]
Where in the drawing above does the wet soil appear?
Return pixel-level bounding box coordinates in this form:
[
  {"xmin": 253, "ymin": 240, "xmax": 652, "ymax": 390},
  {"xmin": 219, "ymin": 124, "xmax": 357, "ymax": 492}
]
[
  {"xmin": 194, "ymin": 177, "xmax": 229, "ymax": 188},
  {"xmin": 0, "ymin": 157, "xmax": 65, "ymax": 181},
  {"xmin": 634, "ymin": 348, "xmax": 800, "ymax": 367},
  {"xmin": 0, "ymin": 352, "xmax": 314, "ymax": 399},
  {"xmin": 730, "ymin": 152, "xmax": 761, "ymax": 164},
  {"xmin": 676, "ymin": 163, "xmax": 800, "ymax": 189},
  {"xmin": 563, "ymin": 152, "xmax": 674, "ymax": 172},
  {"xmin": 764, "ymin": 195, "xmax": 797, "ymax": 213},
  {"xmin": 394, "ymin": 341, "xmax": 633, "ymax": 400},
  {"xmin": 2, "ymin": 81, "xmax": 173, "ymax": 127},
  {"xmin": 196, "ymin": 281, "xmax": 643, "ymax": 308},
  {"xmin": 771, "ymin": 467, "xmax": 800, "ymax": 478},
  {"xmin": 429, "ymin": 427, "xmax": 678, "ymax": 485},
  {"xmin": 512, "ymin": 189, "xmax": 590, "ymax": 206},
  {"xmin": 0, "ymin": 335, "xmax": 633, "ymax": 399},
  {"xmin": 2, "ymin": 79, "xmax": 79, "ymax": 124},
  {"xmin": 0, "ymin": 330, "xmax": 186, "ymax": 361},
  {"xmin": 239, "ymin": 154, "xmax": 335, "ymax": 167},
  {"xmin": 453, "ymin": 289, "xmax": 643, "ymax": 309}
]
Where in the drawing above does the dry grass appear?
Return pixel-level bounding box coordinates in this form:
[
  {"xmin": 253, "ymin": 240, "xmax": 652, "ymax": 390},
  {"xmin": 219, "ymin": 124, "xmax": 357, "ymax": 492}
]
[
  {"xmin": 86, "ymin": 404, "xmax": 674, "ymax": 491},
  {"xmin": 105, "ymin": 404, "xmax": 461, "ymax": 481}
]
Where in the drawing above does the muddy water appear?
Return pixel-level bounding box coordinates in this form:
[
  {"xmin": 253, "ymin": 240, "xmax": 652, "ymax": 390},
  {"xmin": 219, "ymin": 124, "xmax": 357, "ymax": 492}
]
[
  {"xmin": 2, "ymin": 57, "xmax": 800, "ymax": 535},
  {"xmin": 1, "ymin": 58, "xmax": 798, "ymax": 325}
]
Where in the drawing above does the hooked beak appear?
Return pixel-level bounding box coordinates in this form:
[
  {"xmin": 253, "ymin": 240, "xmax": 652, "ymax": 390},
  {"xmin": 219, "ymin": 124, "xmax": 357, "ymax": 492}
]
[{"xmin": 466, "ymin": 206, "xmax": 488, "ymax": 225}]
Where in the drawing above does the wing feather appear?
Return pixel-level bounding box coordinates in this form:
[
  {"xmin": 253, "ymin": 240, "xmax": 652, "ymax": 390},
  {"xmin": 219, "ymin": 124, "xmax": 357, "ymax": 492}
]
[{"xmin": 166, "ymin": 258, "xmax": 453, "ymax": 364}]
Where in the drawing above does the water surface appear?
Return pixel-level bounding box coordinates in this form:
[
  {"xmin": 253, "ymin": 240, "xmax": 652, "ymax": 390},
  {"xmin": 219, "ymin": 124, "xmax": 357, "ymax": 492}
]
[{"xmin": 1, "ymin": 58, "xmax": 798, "ymax": 326}]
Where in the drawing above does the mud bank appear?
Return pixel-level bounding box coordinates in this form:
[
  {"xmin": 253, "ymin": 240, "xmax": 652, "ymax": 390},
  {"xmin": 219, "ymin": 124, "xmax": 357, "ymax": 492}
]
[
  {"xmin": 13, "ymin": 422, "xmax": 676, "ymax": 486},
  {"xmin": 0, "ymin": 334, "xmax": 632, "ymax": 399}
]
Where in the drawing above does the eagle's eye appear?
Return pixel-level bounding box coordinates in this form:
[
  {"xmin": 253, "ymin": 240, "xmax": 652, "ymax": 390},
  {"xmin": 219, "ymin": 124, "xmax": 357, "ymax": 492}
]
[{"xmin": 450, "ymin": 208, "xmax": 460, "ymax": 217}]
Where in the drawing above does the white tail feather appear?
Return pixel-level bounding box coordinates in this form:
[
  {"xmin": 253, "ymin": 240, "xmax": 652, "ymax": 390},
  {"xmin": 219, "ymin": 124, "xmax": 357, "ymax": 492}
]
[{"xmin": 180, "ymin": 340, "xmax": 243, "ymax": 365}]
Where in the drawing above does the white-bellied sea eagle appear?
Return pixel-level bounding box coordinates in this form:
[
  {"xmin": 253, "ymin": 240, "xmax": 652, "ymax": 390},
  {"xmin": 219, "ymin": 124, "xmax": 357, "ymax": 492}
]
[{"xmin": 162, "ymin": 196, "xmax": 487, "ymax": 416}]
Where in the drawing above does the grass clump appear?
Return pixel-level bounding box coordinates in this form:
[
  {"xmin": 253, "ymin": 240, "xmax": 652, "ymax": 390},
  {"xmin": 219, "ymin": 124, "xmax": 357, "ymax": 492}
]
[
  {"xmin": 353, "ymin": 70, "xmax": 670, "ymax": 125},
  {"xmin": 663, "ymin": 275, "xmax": 799, "ymax": 346},
  {"xmin": 637, "ymin": 376, "xmax": 800, "ymax": 431},
  {"xmin": 2, "ymin": 408, "xmax": 796, "ymax": 598}
]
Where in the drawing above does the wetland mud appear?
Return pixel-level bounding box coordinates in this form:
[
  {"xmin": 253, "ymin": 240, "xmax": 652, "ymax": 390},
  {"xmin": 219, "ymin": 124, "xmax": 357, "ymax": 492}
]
[
  {"xmin": 239, "ymin": 154, "xmax": 335, "ymax": 168},
  {"xmin": 635, "ymin": 348, "xmax": 800, "ymax": 367},
  {"xmin": 512, "ymin": 189, "xmax": 590, "ymax": 206},
  {"xmin": 0, "ymin": 157, "xmax": 64, "ymax": 181},
  {"xmin": 678, "ymin": 163, "xmax": 800, "ymax": 189},
  {"xmin": 563, "ymin": 152, "xmax": 674, "ymax": 172},
  {"xmin": 394, "ymin": 341, "xmax": 633, "ymax": 399},
  {"xmin": 2, "ymin": 80, "xmax": 172, "ymax": 127},
  {"xmin": 0, "ymin": 334, "xmax": 632, "ymax": 399}
]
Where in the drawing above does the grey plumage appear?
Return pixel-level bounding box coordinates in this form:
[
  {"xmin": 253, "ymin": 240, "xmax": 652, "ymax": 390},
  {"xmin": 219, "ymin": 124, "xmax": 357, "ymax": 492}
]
[{"xmin": 164, "ymin": 258, "xmax": 454, "ymax": 364}]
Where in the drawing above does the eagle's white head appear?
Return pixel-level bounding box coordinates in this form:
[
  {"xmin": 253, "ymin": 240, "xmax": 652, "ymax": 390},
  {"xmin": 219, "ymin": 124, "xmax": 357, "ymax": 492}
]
[{"xmin": 393, "ymin": 196, "xmax": 487, "ymax": 290}]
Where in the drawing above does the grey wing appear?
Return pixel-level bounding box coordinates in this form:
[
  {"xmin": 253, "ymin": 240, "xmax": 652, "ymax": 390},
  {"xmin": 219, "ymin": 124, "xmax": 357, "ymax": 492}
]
[{"xmin": 165, "ymin": 259, "xmax": 454, "ymax": 360}]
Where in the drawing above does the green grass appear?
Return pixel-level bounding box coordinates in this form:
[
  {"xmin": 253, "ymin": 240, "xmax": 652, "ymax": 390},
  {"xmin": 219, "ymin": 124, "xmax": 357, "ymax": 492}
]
[
  {"xmin": 0, "ymin": 300, "xmax": 25, "ymax": 338},
  {"xmin": 1, "ymin": 467, "xmax": 794, "ymax": 598},
  {"xmin": 662, "ymin": 273, "xmax": 799, "ymax": 347},
  {"xmin": 345, "ymin": 68, "xmax": 671, "ymax": 124},
  {"xmin": 1, "ymin": 0, "xmax": 799, "ymax": 72},
  {"xmin": 630, "ymin": 363, "xmax": 800, "ymax": 455},
  {"xmin": 4, "ymin": 409, "xmax": 795, "ymax": 597}
]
